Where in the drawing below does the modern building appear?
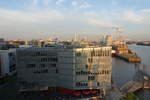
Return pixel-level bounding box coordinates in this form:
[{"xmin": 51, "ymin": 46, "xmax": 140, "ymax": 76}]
[
  {"xmin": 17, "ymin": 46, "xmax": 112, "ymax": 96},
  {"xmin": 0, "ymin": 49, "xmax": 16, "ymax": 78},
  {"xmin": 104, "ymin": 35, "xmax": 113, "ymax": 46}
]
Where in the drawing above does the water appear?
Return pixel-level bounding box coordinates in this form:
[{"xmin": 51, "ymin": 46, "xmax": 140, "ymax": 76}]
[{"xmin": 112, "ymin": 44, "xmax": 150, "ymax": 100}]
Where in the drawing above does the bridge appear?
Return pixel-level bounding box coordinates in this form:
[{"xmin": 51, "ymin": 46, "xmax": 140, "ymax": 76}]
[{"xmin": 120, "ymin": 64, "xmax": 150, "ymax": 93}]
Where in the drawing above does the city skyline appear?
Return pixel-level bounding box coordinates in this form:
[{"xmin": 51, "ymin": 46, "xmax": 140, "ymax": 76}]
[{"xmin": 0, "ymin": 0, "xmax": 150, "ymax": 40}]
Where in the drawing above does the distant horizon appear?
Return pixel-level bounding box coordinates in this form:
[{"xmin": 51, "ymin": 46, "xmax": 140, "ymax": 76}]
[
  {"xmin": 0, "ymin": 0, "xmax": 150, "ymax": 41},
  {"xmin": 0, "ymin": 32, "xmax": 149, "ymax": 42}
]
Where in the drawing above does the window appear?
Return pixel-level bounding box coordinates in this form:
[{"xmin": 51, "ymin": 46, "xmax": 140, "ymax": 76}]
[
  {"xmin": 41, "ymin": 58, "xmax": 57, "ymax": 62},
  {"xmin": 41, "ymin": 52, "xmax": 47, "ymax": 56},
  {"xmin": 34, "ymin": 69, "xmax": 48, "ymax": 74},
  {"xmin": 88, "ymin": 76, "xmax": 95, "ymax": 80},
  {"xmin": 56, "ymin": 69, "xmax": 58, "ymax": 73},
  {"xmin": 76, "ymin": 71, "xmax": 80, "ymax": 75},
  {"xmin": 26, "ymin": 64, "xmax": 36, "ymax": 68},
  {"xmin": 76, "ymin": 52, "xmax": 81, "ymax": 56},
  {"xmin": 85, "ymin": 64, "xmax": 88, "ymax": 69},
  {"xmin": 51, "ymin": 63, "xmax": 56, "ymax": 67},
  {"xmin": 9, "ymin": 64, "xmax": 16, "ymax": 72},
  {"xmin": 88, "ymin": 58, "xmax": 93, "ymax": 63},
  {"xmin": 35, "ymin": 52, "xmax": 40, "ymax": 56},
  {"xmin": 91, "ymin": 51, "xmax": 95, "ymax": 56},
  {"xmin": 40, "ymin": 64, "xmax": 45, "ymax": 68},
  {"xmin": 97, "ymin": 82, "xmax": 100, "ymax": 86},
  {"xmin": 76, "ymin": 71, "xmax": 88, "ymax": 75},
  {"xmin": 76, "ymin": 82, "xmax": 88, "ymax": 87}
]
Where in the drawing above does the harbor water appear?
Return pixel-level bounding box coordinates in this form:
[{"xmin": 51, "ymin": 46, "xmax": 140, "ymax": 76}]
[{"xmin": 112, "ymin": 44, "xmax": 150, "ymax": 100}]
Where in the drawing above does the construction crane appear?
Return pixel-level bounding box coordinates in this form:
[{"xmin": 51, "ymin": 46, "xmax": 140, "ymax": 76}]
[{"xmin": 112, "ymin": 26, "xmax": 124, "ymax": 42}]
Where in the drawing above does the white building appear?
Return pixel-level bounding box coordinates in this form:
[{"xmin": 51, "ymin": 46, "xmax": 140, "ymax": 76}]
[
  {"xmin": 17, "ymin": 46, "xmax": 112, "ymax": 95},
  {"xmin": 0, "ymin": 49, "xmax": 16, "ymax": 78},
  {"xmin": 104, "ymin": 35, "xmax": 113, "ymax": 46}
]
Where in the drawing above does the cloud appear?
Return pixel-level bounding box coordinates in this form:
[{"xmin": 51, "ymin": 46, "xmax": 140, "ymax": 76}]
[
  {"xmin": 80, "ymin": 2, "xmax": 91, "ymax": 9},
  {"xmin": 42, "ymin": 0, "xmax": 52, "ymax": 6},
  {"xmin": 0, "ymin": 8, "xmax": 64, "ymax": 25},
  {"xmin": 121, "ymin": 10, "xmax": 150, "ymax": 24},
  {"xmin": 87, "ymin": 18, "xmax": 113, "ymax": 27},
  {"xmin": 32, "ymin": 0, "xmax": 38, "ymax": 5},
  {"xmin": 141, "ymin": 9, "xmax": 150, "ymax": 13},
  {"xmin": 111, "ymin": 0, "xmax": 119, "ymax": 7},
  {"xmin": 121, "ymin": 11, "xmax": 143, "ymax": 23},
  {"xmin": 56, "ymin": 0, "xmax": 65, "ymax": 5}
]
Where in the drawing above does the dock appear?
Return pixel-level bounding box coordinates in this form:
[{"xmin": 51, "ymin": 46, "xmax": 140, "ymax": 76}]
[
  {"xmin": 120, "ymin": 64, "xmax": 150, "ymax": 93},
  {"xmin": 115, "ymin": 53, "xmax": 141, "ymax": 63}
]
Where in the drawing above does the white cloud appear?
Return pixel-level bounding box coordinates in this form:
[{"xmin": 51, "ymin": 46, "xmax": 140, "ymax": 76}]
[
  {"xmin": 111, "ymin": 0, "xmax": 119, "ymax": 7},
  {"xmin": 0, "ymin": 9, "xmax": 64, "ymax": 25},
  {"xmin": 121, "ymin": 10, "xmax": 150, "ymax": 24},
  {"xmin": 80, "ymin": 2, "xmax": 91, "ymax": 9},
  {"xmin": 121, "ymin": 11, "xmax": 143, "ymax": 23},
  {"xmin": 32, "ymin": 0, "xmax": 38, "ymax": 5},
  {"xmin": 56, "ymin": 0, "xmax": 65, "ymax": 5},
  {"xmin": 141, "ymin": 9, "xmax": 150, "ymax": 13},
  {"xmin": 87, "ymin": 18, "xmax": 113, "ymax": 27},
  {"xmin": 42, "ymin": 0, "xmax": 52, "ymax": 6}
]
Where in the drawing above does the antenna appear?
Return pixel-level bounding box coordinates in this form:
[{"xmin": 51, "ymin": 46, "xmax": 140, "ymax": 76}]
[{"xmin": 112, "ymin": 26, "xmax": 123, "ymax": 42}]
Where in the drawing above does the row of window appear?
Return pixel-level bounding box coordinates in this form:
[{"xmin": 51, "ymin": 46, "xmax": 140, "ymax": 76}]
[
  {"xmin": 88, "ymin": 76, "xmax": 95, "ymax": 80},
  {"xmin": 88, "ymin": 58, "xmax": 111, "ymax": 63},
  {"xmin": 76, "ymin": 82, "xmax": 88, "ymax": 87},
  {"xmin": 76, "ymin": 70, "xmax": 111, "ymax": 75},
  {"xmin": 41, "ymin": 58, "xmax": 57, "ymax": 62},
  {"xmin": 33, "ymin": 69, "xmax": 58, "ymax": 74},
  {"xmin": 76, "ymin": 82, "xmax": 108, "ymax": 87},
  {"xmin": 26, "ymin": 63, "xmax": 56, "ymax": 68},
  {"xmin": 34, "ymin": 52, "xmax": 47, "ymax": 56},
  {"xmin": 26, "ymin": 64, "xmax": 36, "ymax": 68},
  {"xmin": 33, "ymin": 69, "xmax": 48, "ymax": 73},
  {"xmin": 90, "ymin": 50, "xmax": 111, "ymax": 57},
  {"xmin": 33, "ymin": 51, "xmax": 56, "ymax": 57},
  {"xmin": 76, "ymin": 51, "xmax": 111, "ymax": 57}
]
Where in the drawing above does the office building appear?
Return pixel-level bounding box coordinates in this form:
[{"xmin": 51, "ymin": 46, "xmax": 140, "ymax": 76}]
[{"xmin": 17, "ymin": 46, "xmax": 112, "ymax": 96}]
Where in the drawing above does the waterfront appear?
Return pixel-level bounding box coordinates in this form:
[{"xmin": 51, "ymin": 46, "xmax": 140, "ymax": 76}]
[{"xmin": 112, "ymin": 44, "xmax": 150, "ymax": 100}]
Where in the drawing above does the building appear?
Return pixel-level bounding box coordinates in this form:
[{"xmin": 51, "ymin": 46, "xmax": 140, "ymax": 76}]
[
  {"xmin": 104, "ymin": 35, "xmax": 113, "ymax": 46},
  {"xmin": 17, "ymin": 46, "xmax": 112, "ymax": 96},
  {"xmin": 0, "ymin": 49, "xmax": 16, "ymax": 78}
]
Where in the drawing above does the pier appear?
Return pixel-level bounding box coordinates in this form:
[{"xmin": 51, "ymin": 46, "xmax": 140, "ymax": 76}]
[
  {"xmin": 115, "ymin": 53, "xmax": 141, "ymax": 63},
  {"xmin": 120, "ymin": 64, "xmax": 150, "ymax": 93}
]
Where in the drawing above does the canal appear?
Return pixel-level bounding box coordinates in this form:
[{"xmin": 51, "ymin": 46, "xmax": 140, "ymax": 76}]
[{"xmin": 112, "ymin": 44, "xmax": 150, "ymax": 100}]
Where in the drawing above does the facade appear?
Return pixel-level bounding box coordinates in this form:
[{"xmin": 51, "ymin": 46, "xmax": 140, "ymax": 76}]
[
  {"xmin": 104, "ymin": 35, "xmax": 113, "ymax": 46},
  {"xmin": 17, "ymin": 46, "xmax": 112, "ymax": 95},
  {"xmin": 0, "ymin": 49, "xmax": 16, "ymax": 78}
]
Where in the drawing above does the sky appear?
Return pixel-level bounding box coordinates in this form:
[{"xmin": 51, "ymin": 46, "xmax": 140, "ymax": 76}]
[{"xmin": 0, "ymin": 0, "xmax": 150, "ymax": 41}]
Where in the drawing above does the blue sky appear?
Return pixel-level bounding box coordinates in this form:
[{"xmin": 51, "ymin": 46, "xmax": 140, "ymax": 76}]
[{"xmin": 0, "ymin": 0, "xmax": 150, "ymax": 40}]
